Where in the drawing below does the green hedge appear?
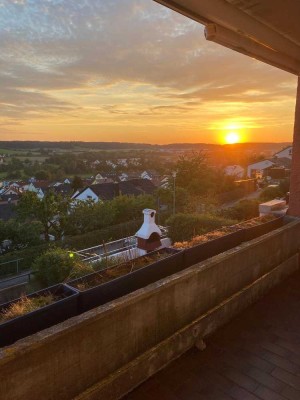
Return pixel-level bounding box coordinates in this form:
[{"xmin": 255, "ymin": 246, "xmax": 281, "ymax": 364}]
[
  {"xmin": 63, "ymin": 219, "xmax": 143, "ymax": 250},
  {"xmin": 166, "ymin": 213, "xmax": 237, "ymax": 243}
]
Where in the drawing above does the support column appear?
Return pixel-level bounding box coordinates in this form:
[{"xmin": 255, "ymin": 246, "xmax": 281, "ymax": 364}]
[{"xmin": 288, "ymin": 77, "xmax": 300, "ymax": 217}]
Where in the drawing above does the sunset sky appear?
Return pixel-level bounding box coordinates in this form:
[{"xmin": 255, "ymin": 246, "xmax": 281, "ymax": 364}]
[{"xmin": 0, "ymin": 0, "xmax": 297, "ymax": 144}]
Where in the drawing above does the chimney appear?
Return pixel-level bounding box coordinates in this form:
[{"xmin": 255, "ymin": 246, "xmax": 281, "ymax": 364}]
[{"xmin": 135, "ymin": 209, "xmax": 162, "ymax": 254}]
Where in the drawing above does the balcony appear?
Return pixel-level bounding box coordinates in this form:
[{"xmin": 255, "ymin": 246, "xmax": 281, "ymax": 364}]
[{"xmin": 0, "ymin": 216, "xmax": 300, "ymax": 399}]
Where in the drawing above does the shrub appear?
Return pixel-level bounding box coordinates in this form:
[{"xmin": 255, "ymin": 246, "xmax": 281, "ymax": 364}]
[
  {"xmin": 166, "ymin": 213, "xmax": 237, "ymax": 243},
  {"xmin": 219, "ymin": 199, "xmax": 260, "ymax": 221},
  {"xmin": 32, "ymin": 248, "xmax": 77, "ymax": 286},
  {"xmin": 259, "ymin": 186, "xmax": 282, "ymax": 202},
  {"xmin": 32, "ymin": 248, "xmax": 97, "ymax": 285}
]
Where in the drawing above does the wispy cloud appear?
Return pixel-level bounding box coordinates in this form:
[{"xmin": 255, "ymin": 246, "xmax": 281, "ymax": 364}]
[{"xmin": 0, "ymin": 0, "xmax": 297, "ymax": 142}]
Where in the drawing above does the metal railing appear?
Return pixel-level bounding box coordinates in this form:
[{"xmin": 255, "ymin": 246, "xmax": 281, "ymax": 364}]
[
  {"xmin": 0, "ymin": 258, "xmax": 25, "ymax": 278},
  {"xmin": 74, "ymin": 237, "xmax": 138, "ymax": 263},
  {"xmin": 72, "ymin": 227, "xmax": 169, "ymax": 263}
]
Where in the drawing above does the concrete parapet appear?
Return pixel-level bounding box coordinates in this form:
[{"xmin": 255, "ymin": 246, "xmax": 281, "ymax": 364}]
[{"xmin": 1, "ymin": 218, "xmax": 300, "ymax": 400}]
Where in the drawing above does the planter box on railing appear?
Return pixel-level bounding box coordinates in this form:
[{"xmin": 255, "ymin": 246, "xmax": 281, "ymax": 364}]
[
  {"xmin": 183, "ymin": 229, "xmax": 244, "ymax": 268},
  {"xmin": 67, "ymin": 249, "xmax": 184, "ymax": 313},
  {"xmin": 0, "ymin": 284, "xmax": 78, "ymax": 348},
  {"xmin": 243, "ymin": 216, "xmax": 285, "ymax": 242}
]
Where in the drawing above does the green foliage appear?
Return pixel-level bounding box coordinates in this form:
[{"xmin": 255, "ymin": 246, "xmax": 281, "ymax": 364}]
[
  {"xmin": 1, "ymin": 220, "xmax": 43, "ymax": 250},
  {"xmin": 71, "ymin": 175, "xmax": 84, "ymax": 192},
  {"xmin": 32, "ymin": 248, "xmax": 97, "ymax": 285},
  {"xmin": 64, "ymin": 219, "xmax": 142, "ymax": 250},
  {"xmin": 64, "ymin": 199, "xmax": 114, "ymax": 235},
  {"xmin": 111, "ymin": 194, "xmax": 155, "ymax": 224},
  {"xmin": 174, "ymin": 152, "xmax": 235, "ymax": 198},
  {"xmin": 155, "ymin": 187, "xmax": 188, "ymax": 214},
  {"xmin": 35, "ymin": 170, "xmax": 50, "ymax": 180},
  {"xmin": 279, "ymin": 178, "xmax": 290, "ymax": 195},
  {"xmin": 166, "ymin": 213, "xmax": 237, "ymax": 243},
  {"xmin": 32, "ymin": 248, "xmax": 76, "ymax": 286},
  {"xmin": 17, "ymin": 191, "xmax": 71, "ymax": 241},
  {"xmin": 219, "ymin": 199, "xmax": 260, "ymax": 221},
  {"xmin": 259, "ymin": 186, "xmax": 282, "ymax": 202},
  {"xmin": 65, "ymin": 194, "xmax": 154, "ymax": 236},
  {"xmin": 175, "ymin": 152, "xmax": 213, "ymax": 196},
  {"xmin": 0, "ymin": 243, "xmax": 52, "ymax": 276}
]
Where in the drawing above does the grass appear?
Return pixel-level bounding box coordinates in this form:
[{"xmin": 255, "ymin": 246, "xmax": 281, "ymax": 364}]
[
  {"xmin": 0, "ymin": 293, "xmax": 56, "ymax": 322},
  {"xmin": 173, "ymin": 215, "xmax": 276, "ymax": 249},
  {"xmin": 73, "ymin": 251, "xmax": 170, "ymax": 290},
  {"xmin": 0, "ymin": 148, "xmax": 20, "ymax": 155}
]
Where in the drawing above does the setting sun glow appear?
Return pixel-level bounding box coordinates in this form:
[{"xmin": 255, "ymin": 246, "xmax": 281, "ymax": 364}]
[{"xmin": 225, "ymin": 132, "xmax": 240, "ymax": 144}]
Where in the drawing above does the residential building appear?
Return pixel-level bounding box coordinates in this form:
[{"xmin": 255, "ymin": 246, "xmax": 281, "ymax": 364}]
[
  {"xmin": 72, "ymin": 179, "xmax": 156, "ymax": 203},
  {"xmin": 274, "ymin": 145, "xmax": 293, "ymax": 160},
  {"xmin": 247, "ymin": 159, "xmax": 275, "ymax": 178}
]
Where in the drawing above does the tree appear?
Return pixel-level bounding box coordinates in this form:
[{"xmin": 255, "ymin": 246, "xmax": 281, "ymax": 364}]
[
  {"xmin": 71, "ymin": 176, "xmax": 84, "ymax": 192},
  {"xmin": 154, "ymin": 187, "xmax": 188, "ymax": 214},
  {"xmin": 64, "ymin": 199, "xmax": 114, "ymax": 235},
  {"xmin": 17, "ymin": 192, "xmax": 70, "ymax": 241},
  {"xmin": 4, "ymin": 220, "xmax": 43, "ymax": 250},
  {"xmin": 175, "ymin": 152, "xmax": 212, "ymax": 196},
  {"xmin": 35, "ymin": 170, "xmax": 50, "ymax": 180},
  {"xmin": 174, "ymin": 152, "xmax": 235, "ymax": 197},
  {"xmin": 111, "ymin": 195, "xmax": 155, "ymax": 224}
]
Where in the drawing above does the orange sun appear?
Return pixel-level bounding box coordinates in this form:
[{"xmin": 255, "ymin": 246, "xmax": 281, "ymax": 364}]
[{"xmin": 225, "ymin": 132, "xmax": 240, "ymax": 144}]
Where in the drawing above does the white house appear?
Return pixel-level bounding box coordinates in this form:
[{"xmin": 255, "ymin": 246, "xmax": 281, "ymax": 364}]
[
  {"xmin": 129, "ymin": 158, "xmax": 141, "ymax": 166},
  {"xmin": 91, "ymin": 160, "xmax": 101, "ymax": 168},
  {"xmin": 72, "ymin": 187, "xmax": 100, "ymax": 202},
  {"xmin": 247, "ymin": 160, "xmax": 275, "ymax": 178},
  {"xmin": 72, "ymin": 183, "xmax": 117, "ymax": 203},
  {"xmin": 22, "ymin": 182, "xmax": 45, "ymax": 199},
  {"xmin": 106, "ymin": 160, "xmax": 117, "ymax": 169},
  {"xmin": 274, "ymin": 146, "xmax": 293, "ymax": 160},
  {"xmin": 117, "ymin": 159, "xmax": 128, "ymax": 167},
  {"xmin": 159, "ymin": 176, "xmax": 170, "ymax": 189},
  {"xmin": 119, "ymin": 173, "xmax": 129, "ymax": 182},
  {"xmin": 141, "ymin": 171, "xmax": 151, "ymax": 180},
  {"xmin": 224, "ymin": 165, "xmax": 245, "ymax": 178}
]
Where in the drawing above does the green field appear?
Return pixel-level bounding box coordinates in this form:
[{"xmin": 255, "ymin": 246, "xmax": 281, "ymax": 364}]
[{"xmin": 0, "ymin": 148, "xmax": 20, "ymax": 155}]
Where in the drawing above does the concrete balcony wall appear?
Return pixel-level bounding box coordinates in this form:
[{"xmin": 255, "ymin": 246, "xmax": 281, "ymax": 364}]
[{"xmin": 0, "ymin": 218, "xmax": 300, "ymax": 400}]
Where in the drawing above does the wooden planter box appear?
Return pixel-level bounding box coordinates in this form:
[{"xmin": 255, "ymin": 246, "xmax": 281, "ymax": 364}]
[
  {"xmin": 67, "ymin": 249, "xmax": 184, "ymax": 313},
  {"xmin": 0, "ymin": 284, "xmax": 79, "ymax": 348}
]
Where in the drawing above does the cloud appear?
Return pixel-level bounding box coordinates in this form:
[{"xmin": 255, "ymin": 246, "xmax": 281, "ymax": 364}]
[{"xmin": 0, "ymin": 0, "xmax": 297, "ymax": 142}]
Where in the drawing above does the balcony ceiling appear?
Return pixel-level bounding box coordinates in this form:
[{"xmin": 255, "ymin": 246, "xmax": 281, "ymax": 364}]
[{"xmin": 154, "ymin": 0, "xmax": 300, "ymax": 75}]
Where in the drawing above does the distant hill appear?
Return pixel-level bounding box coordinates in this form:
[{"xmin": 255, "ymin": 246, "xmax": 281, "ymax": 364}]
[{"xmin": 0, "ymin": 141, "xmax": 292, "ymax": 153}]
